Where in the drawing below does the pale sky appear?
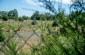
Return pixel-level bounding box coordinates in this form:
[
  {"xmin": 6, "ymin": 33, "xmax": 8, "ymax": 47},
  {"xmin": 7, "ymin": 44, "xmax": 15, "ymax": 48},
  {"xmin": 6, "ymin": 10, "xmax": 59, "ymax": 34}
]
[
  {"xmin": 25, "ymin": 0, "xmax": 72, "ymax": 6},
  {"xmin": 56, "ymin": 0, "xmax": 72, "ymax": 4},
  {"xmin": 0, "ymin": 0, "xmax": 71, "ymax": 17}
]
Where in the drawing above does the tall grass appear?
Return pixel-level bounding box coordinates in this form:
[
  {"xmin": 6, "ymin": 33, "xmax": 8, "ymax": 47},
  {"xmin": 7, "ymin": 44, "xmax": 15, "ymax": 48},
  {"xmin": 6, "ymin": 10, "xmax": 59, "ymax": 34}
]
[{"xmin": 0, "ymin": 19, "xmax": 85, "ymax": 55}]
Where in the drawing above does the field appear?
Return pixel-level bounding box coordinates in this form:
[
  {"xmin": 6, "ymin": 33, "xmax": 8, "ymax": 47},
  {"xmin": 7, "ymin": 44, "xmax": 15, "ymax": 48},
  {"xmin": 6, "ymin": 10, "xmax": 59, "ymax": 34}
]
[
  {"xmin": 0, "ymin": 19, "xmax": 54, "ymax": 54},
  {"xmin": 0, "ymin": 19, "xmax": 84, "ymax": 55},
  {"xmin": 0, "ymin": 0, "xmax": 85, "ymax": 55}
]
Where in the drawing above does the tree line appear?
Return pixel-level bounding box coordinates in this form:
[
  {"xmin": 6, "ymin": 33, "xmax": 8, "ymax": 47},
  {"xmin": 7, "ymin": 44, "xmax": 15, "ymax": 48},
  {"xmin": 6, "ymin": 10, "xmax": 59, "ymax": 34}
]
[
  {"xmin": 0, "ymin": 9, "xmax": 65, "ymax": 21},
  {"xmin": 0, "ymin": 9, "xmax": 30, "ymax": 21}
]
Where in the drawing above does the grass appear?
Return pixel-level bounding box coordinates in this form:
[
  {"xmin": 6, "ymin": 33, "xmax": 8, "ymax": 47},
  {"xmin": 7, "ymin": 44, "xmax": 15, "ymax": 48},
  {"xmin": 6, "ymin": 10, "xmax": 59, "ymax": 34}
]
[
  {"xmin": 0, "ymin": 19, "xmax": 54, "ymax": 32},
  {"xmin": 0, "ymin": 19, "xmax": 84, "ymax": 55},
  {"xmin": 0, "ymin": 19, "xmax": 54, "ymax": 54}
]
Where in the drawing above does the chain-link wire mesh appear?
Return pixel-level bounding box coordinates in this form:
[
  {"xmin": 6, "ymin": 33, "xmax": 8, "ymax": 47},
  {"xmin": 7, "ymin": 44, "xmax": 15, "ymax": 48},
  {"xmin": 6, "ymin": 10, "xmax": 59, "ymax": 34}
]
[{"xmin": 0, "ymin": 20, "xmax": 46, "ymax": 55}]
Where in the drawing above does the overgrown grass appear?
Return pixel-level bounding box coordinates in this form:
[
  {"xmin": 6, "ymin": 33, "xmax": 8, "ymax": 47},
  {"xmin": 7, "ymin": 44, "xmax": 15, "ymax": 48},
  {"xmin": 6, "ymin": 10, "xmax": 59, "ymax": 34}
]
[{"xmin": 0, "ymin": 19, "xmax": 85, "ymax": 55}]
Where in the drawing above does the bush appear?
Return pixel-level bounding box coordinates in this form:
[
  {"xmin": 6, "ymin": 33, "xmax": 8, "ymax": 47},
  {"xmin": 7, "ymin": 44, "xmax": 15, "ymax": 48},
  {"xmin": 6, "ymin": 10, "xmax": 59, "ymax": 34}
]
[
  {"xmin": 31, "ymin": 21, "xmax": 37, "ymax": 25},
  {"xmin": 52, "ymin": 21, "xmax": 58, "ymax": 27},
  {"xmin": 2, "ymin": 16, "xmax": 8, "ymax": 21},
  {"xmin": 18, "ymin": 17, "xmax": 23, "ymax": 21},
  {"xmin": 0, "ymin": 25, "xmax": 5, "ymax": 42},
  {"xmin": 22, "ymin": 16, "xmax": 28, "ymax": 20}
]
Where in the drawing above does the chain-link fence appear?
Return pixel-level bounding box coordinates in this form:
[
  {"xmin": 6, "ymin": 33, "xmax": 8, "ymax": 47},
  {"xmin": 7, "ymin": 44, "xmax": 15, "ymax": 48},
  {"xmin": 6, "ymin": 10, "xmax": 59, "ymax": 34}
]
[{"xmin": 0, "ymin": 20, "xmax": 45, "ymax": 55}]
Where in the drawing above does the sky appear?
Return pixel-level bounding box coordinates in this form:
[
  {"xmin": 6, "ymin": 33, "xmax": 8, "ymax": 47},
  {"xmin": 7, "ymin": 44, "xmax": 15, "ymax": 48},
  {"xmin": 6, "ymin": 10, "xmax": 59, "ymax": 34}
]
[{"xmin": 0, "ymin": 0, "xmax": 72, "ymax": 17}]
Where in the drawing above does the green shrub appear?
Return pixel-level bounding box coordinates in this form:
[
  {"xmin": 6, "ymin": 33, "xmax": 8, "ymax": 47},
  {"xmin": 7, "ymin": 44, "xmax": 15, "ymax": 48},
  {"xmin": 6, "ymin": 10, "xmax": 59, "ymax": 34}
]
[
  {"xmin": 31, "ymin": 21, "xmax": 37, "ymax": 25},
  {"xmin": 2, "ymin": 16, "xmax": 8, "ymax": 21},
  {"xmin": 22, "ymin": 15, "xmax": 28, "ymax": 20},
  {"xmin": 0, "ymin": 25, "xmax": 5, "ymax": 42},
  {"xmin": 18, "ymin": 17, "xmax": 23, "ymax": 21},
  {"xmin": 52, "ymin": 21, "xmax": 58, "ymax": 27}
]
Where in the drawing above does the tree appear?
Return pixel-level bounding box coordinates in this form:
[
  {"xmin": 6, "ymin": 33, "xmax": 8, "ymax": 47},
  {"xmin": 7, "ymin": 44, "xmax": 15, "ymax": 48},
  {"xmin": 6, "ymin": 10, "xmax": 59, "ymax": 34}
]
[
  {"xmin": 38, "ymin": 14, "xmax": 45, "ymax": 20},
  {"xmin": 8, "ymin": 10, "xmax": 14, "ymax": 19},
  {"xmin": 71, "ymin": 0, "xmax": 85, "ymax": 12},
  {"xmin": 18, "ymin": 17, "xmax": 23, "ymax": 21},
  {"xmin": 13, "ymin": 9, "xmax": 18, "ymax": 18},
  {"xmin": 8, "ymin": 9, "xmax": 18, "ymax": 19},
  {"xmin": 31, "ymin": 11, "xmax": 40, "ymax": 20},
  {"xmin": 44, "ymin": 13, "xmax": 54, "ymax": 20},
  {"xmin": 31, "ymin": 0, "xmax": 85, "ymax": 55},
  {"xmin": 22, "ymin": 15, "xmax": 29, "ymax": 20},
  {"xmin": 0, "ymin": 11, "xmax": 8, "ymax": 21},
  {"xmin": 39, "ymin": 0, "xmax": 57, "ymax": 14}
]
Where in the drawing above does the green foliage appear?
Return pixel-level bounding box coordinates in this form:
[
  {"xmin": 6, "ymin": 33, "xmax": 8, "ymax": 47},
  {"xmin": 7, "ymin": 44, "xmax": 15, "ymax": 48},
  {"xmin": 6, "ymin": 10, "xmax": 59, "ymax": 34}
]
[
  {"xmin": 31, "ymin": 11, "xmax": 55, "ymax": 20},
  {"xmin": 3, "ymin": 36, "xmax": 29, "ymax": 55},
  {"xmin": 0, "ymin": 0, "xmax": 85, "ymax": 55},
  {"xmin": 4, "ymin": 40, "xmax": 18, "ymax": 55},
  {"xmin": 8, "ymin": 9, "xmax": 18, "ymax": 19},
  {"xmin": 2, "ymin": 15, "xmax": 8, "ymax": 21},
  {"xmin": 18, "ymin": 17, "xmax": 24, "ymax": 21},
  {"xmin": 0, "ymin": 9, "xmax": 19, "ymax": 21},
  {"xmin": 22, "ymin": 15, "xmax": 29, "ymax": 20},
  {"xmin": 44, "ymin": 13, "xmax": 55, "ymax": 20},
  {"xmin": 31, "ymin": 11, "xmax": 40, "ymax": 20},
  {"xmin": 0, "ymin": 11, "xmax": 8, "ymax": 21},
  {"xmin": 52, "ymin": 21, "xmax": 58, "ymax": 27},
  {"xmin": 31, "ymin": 21, "xmax": 37, "ymax": 25},
  {"xmin": 0, "ymin": 25, "xmax": 5, "ymax": 42},
  {"xmin": 30, "ymin": 0, "xmax": 85, "ymax": 55}
]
